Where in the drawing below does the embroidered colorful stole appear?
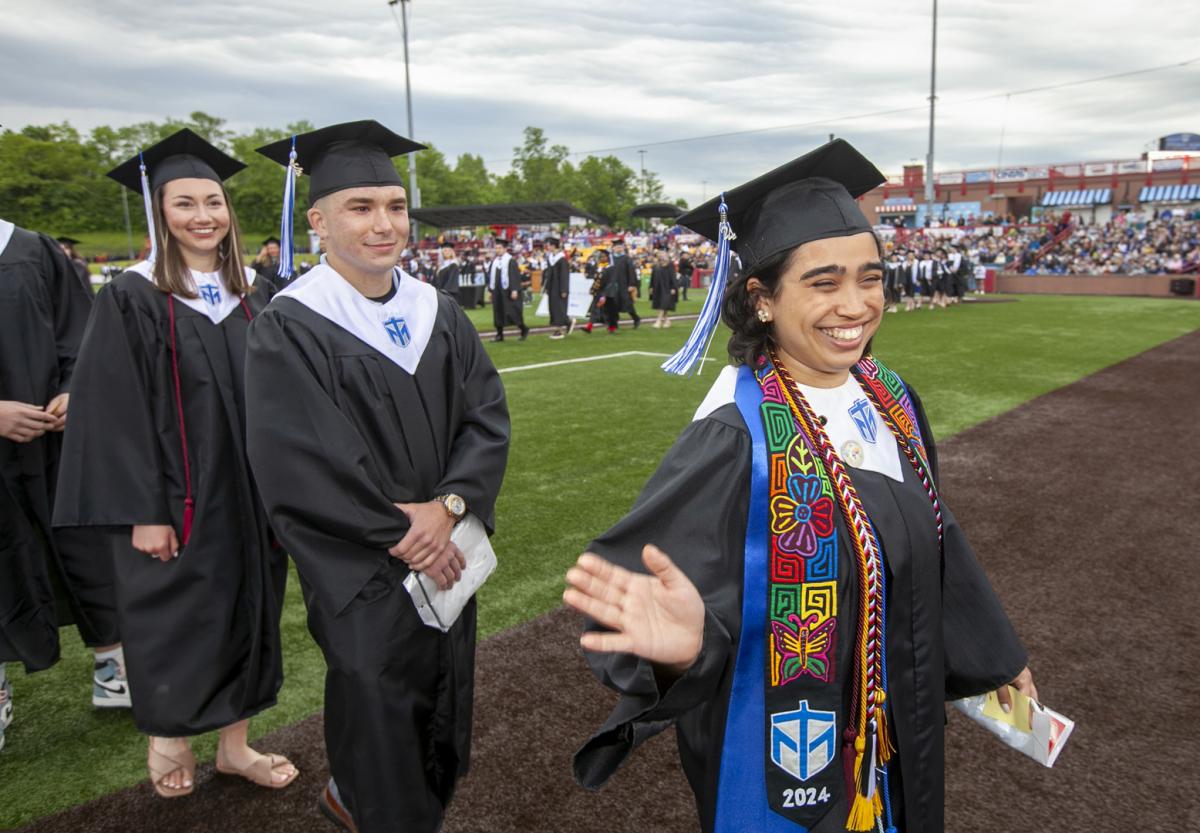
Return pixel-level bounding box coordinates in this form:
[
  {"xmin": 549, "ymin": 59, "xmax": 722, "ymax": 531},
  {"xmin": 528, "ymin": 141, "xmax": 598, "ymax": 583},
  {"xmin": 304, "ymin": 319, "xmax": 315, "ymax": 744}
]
[{"xmin": 718, "ymin": 354, "xmax": 939, "ymax": 833}]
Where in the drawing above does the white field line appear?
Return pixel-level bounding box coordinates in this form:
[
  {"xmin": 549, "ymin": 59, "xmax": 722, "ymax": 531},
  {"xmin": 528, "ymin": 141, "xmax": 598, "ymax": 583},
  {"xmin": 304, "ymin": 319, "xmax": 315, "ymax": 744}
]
[{"xmin": 498, "ymin": 351, "xmax": 716, "ymax": 375}]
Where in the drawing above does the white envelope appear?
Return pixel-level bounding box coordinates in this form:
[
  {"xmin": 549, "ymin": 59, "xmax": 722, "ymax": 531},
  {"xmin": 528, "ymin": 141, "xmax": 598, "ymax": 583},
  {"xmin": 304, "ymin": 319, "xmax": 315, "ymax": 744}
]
[
  {"xmin": 403, "ymin": 513, "xmax": 497, "ymax": 632},
  {"xmin": 952, "ymin": 687, "xmax": 1075, "ymax": 768}
]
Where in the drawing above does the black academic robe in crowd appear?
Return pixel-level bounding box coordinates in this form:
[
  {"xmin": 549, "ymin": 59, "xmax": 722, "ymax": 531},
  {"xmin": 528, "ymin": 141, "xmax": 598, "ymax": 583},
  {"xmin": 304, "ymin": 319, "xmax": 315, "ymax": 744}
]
[
  {"xmin": 489, "ymin": 256, "xmax": 525, "ymax": 333},
  {"xmin": 53, "ymin": 268, "xmax": 286, "ymax": 735},
  {"xmin": 0, "ymin": 226, "xmax": 116, "ymax": 672},
  {"xmin": 650, "ymin": 264, "xmax": 678, "ymax": 311},
  {"xmin": 255, "ymin": 258, "xmax": 282, "ymax": 287},
  {"xmin": 435, "ymin": 261, "xmax": 460, "ymax": 299},
  {"xmin": 68, "ymin": 257, "xmax": 92, "ymax": 293},
  {"xmin": 574, "ymin": 377, "xmax": 1026, "ymax": 833},
  {"xmin": 244, "ymin": 271, "xmax": 510, "ymax": 833},
  {"xmin": 543, "ymin": 254, "xmax": 571, "ymax": 327}
]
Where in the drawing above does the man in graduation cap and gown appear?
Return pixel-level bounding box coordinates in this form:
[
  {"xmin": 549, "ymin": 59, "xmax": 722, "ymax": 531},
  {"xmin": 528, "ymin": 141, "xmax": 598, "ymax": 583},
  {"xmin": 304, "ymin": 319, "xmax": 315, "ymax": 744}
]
[
  {"xmin": 248, "ymin": 121, "xmax": 511, "ymax": 833},
  {"xmin": 488, "ymin": 236, "xmax": 529, "ymax": 341},
  {"xmin": 542, "ymin": 235, "xmax": 573, "ymax": 339},
  {"xmin": 604, "ymin": 237, "xmax": 641, "ymax": 331},
  {"xmin": 1, "ymin": 218, "xmax": 125, "ymax": 750},
  {"xmin": 564, "ymin": 139, "xmax": 1035, "ymax": 833}
]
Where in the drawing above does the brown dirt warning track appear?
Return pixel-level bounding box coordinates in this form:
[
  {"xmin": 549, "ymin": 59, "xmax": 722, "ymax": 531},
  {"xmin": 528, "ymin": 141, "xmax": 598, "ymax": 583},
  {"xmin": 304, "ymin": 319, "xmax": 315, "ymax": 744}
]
[{"xmin": 17, "ymin": 329, "xmax": 1200, "ymax": 833}]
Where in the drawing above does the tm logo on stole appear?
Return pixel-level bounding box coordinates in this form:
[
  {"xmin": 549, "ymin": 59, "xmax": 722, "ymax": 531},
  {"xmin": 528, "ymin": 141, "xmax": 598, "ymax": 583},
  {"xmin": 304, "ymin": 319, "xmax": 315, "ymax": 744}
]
[
  {"xmin": 199, "ymin": 284, "xmax": 222, "ymax": 306},
  {"xmin": 383, "ymin": 316, "xmax": 411, "ymax": 348},
  {"xmin": 848, "ymin": 398, "xmax": 878, "ymax": 444},
  {"xmin": 771, "ymin": 700, "xmax": 836, "ymax": 781}
]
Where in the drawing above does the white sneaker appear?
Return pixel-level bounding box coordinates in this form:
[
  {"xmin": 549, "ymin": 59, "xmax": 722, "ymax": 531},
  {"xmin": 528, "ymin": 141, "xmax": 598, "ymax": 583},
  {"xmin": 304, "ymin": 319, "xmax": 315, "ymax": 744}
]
[{"xmin": 93, "ymin": 656, "xmax": 132, "ymax": 708}]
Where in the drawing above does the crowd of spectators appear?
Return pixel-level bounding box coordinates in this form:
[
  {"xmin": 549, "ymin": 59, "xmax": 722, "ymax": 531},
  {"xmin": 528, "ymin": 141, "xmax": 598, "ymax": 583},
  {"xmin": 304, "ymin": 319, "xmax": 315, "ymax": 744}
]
[
  {"xmin": 1016, "ymin": 215, "xmax": 1200, "ymax": 275},
  {"xmin": 882, "ymin": 210, "xmax": 1200, "ymax": 276}
]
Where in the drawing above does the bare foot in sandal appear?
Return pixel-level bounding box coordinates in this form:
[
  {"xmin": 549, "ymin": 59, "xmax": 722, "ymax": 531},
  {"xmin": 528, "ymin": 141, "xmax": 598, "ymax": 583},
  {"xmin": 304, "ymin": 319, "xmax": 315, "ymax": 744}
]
[
  {"xmin": 215, "ymin": 745, "xmax": 299, "ymax": 788},
  {"xmin": 148, "ymin": 736, "xmax": 195, "ymax": 797},
  {"xmin": 215, "ymin": 719, "xmax": 297, "ymax": 789}
]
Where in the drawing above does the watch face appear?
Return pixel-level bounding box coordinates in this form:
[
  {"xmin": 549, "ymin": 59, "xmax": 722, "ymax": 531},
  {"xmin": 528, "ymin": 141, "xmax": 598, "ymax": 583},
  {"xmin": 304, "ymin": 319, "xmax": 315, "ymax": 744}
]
[{"xmin": 446, "ymin": 495, "xmax": 466, "ymax": 517}]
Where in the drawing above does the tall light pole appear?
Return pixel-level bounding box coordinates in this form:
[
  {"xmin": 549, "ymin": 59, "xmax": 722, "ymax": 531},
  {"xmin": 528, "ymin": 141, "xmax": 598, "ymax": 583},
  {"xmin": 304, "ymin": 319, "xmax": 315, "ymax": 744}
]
[
  {"xmin": 924, "ymin": 0, "xmax": 938, "ymax": 228},
  {"xmin": 638, "ymin": 149, "xmax": 647, "ymax": 200},
  {"xmin": 389, "ymin": 0, "xmax": 420, "ymax": 238}
]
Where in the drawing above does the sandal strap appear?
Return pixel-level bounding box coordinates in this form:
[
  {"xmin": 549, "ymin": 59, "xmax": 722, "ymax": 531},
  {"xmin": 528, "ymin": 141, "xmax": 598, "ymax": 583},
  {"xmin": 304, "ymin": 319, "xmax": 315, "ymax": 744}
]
[{"xmin": 148, "ymin": 742, "xmax": 195, "ymax": 784}]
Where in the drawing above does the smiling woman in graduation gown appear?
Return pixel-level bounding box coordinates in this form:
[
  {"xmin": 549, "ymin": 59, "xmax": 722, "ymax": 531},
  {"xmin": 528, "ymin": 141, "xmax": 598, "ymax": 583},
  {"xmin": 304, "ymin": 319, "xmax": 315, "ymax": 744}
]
[
  {"xmin": 566, "ymin": 141, "xmax": 1031, "ymax": 833},
  {"xmin": 52, "ymin": 131, "xmax": 292, "ymax": 796}
]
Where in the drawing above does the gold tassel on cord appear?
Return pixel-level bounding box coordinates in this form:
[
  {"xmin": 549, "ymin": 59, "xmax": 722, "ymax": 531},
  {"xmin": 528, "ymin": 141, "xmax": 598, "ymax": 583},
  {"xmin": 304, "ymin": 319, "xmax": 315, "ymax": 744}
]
[
  {"xmin": 874, "ymin": 690, "xmax": 895, "ymax": 765},
  {"xmin": 845, "ymin": 736, "xmax": 875, "ymax": 832}
]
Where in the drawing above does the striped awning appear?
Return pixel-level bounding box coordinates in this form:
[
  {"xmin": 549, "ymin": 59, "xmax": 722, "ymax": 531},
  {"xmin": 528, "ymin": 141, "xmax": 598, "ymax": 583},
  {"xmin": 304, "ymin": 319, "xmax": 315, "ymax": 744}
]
[
  {"xmin": 1138, "ymin": 184, "xmax": 1200, "ymax": 203},
  {"xmin": 1040, "ymin": 188, "xmax": 1112, "ymax": 207},
  {"xmin": 875, "ymin": 203, "xmax": 916, "ymax": 213}
]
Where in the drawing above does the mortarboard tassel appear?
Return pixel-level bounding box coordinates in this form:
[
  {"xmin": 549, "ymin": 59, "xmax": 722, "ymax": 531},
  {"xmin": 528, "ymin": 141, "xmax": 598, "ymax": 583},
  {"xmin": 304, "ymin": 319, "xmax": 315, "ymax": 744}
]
[
  {"xmin": 277, "ymin": 136, "xmax": 298, "ymax": 280},
  {"xmin": 661, "ymin": 193, "xmax": 735, "ymax": 376},
  {"xmin": 138, "ymin": 152, "xmax": 158, "ymax": 263}
]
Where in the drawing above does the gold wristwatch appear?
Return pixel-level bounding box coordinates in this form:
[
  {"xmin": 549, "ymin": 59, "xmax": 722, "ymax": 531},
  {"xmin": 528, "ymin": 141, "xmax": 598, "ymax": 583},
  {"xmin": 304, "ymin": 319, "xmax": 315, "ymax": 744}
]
[{"xmin": 436, "ymin": 493, "xmax": 467, "ymax": 521}]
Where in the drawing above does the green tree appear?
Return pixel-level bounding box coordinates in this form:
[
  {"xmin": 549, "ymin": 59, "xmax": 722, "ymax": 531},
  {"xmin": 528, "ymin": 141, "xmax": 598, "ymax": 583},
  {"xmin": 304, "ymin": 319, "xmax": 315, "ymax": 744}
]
[
  {"xmin": 572, "ymin": 155, "xmax": 639, "ymax": 225},
  {"xmin": 225, "ymin": 122, "xmax": 314, "ymax": 237}
]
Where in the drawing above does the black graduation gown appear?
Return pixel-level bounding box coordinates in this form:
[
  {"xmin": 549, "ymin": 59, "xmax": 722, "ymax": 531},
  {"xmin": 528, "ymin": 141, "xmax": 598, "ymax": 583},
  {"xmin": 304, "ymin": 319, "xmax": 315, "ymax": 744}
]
[
  {"xmin": 52, "ymin": 270, "xmax": 287, "ymax": 735},
  {"xmin": 0, "ymin": 227, "xmax": 116, "ymax": 672},
  {"xmin": 489, "ymin": 258, "xmax": 525, "ymax": 331},
  {"xmin": 244, "ymin": 290, "xmax": 510, "ymax": 833},
  {"xmin": 68, "ymin": 257, "xmax": 93, "ymax": 293},
  {"xmin": 650, "ymin": 264, "xmax": 678, "ymax": 311},
  {"xmin": 574, "ymin": 386, "xmax": 1026, "ymax": 833},
  {"xmin": 435, "ymin": 262, "xmax": 460, "ymax": 299},
  {"xmin": 544, "ymin": 256, "xmax": 571, "ymax": 326}
]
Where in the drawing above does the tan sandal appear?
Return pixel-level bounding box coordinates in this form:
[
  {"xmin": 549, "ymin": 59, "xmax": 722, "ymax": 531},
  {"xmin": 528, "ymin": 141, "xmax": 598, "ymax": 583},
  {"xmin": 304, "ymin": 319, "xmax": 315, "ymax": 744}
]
[
  {"xmin": 148, "ymin": 739, "xmax": 195, "ymax": 798},
  {"xmin": 215, "ymin": 750, "xmax": 299, "ymax": 789}
]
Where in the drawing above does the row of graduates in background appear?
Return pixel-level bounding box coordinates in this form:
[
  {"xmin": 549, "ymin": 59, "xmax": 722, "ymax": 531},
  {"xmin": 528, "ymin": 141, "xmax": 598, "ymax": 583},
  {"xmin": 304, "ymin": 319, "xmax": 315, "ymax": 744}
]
[{"xmin": 883, "ymin": 244, "xmax": 980, "ymax": 312}]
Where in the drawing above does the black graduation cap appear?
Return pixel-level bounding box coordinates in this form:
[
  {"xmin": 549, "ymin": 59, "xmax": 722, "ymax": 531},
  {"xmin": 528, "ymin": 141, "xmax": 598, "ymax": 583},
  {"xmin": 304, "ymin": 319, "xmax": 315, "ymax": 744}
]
[
  {"xmin": 675, "ymin": 139, "xmax": 884, "ymax": 274},
  {"xmin": 544, "ymin": 235, "xmax": 561, "ymax": 247},
  {"xmin": 106, "ymin": 128, "xmax": 245, "ymax": 194},
  {"xmin": 256, "ymin": 120, "xmax": 425, "ymax": 206},
  {"xmin": 56, "ymin": 236, "xmax": 81, "ymax": 245}
]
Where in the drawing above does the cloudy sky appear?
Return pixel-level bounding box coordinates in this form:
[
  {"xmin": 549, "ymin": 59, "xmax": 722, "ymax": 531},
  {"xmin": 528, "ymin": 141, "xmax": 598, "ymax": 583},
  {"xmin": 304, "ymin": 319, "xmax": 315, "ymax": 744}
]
[{"xmin": 4, "ymin": 0, "xmax": 1198, "ymax": 205}]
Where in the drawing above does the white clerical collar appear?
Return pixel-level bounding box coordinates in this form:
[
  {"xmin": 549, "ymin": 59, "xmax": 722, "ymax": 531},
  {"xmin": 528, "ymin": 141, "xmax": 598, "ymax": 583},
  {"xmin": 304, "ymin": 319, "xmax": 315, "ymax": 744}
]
[
  {"xmin": 0, "ymin": 219, "xmax": 15, "ymax": 257},
  {"xmin": 276, "ymin": 262, "xmax": 436, "ymax": 375},
  {"xmin": 799, "ymin": 376, "xmax": 903, "ymax": 483},
  {"xmin": 129, "ymin": 260, "xmax": 255, "ymax": 325}
]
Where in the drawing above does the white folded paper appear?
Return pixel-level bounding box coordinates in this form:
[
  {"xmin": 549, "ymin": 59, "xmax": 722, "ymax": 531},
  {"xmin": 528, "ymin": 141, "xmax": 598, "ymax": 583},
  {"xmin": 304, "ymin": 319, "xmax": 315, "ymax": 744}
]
[
  {"xmin": 952, "ymin": 686, "xmax": 1074, "ymax": 768},
  {"xmin": 403, "ymin": 513, "xmax": 497, "ymax": 632}
]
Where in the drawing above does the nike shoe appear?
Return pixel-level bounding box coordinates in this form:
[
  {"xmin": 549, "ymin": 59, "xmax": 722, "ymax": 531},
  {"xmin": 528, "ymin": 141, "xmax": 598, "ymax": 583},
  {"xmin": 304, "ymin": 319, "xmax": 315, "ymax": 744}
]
[{"xmin": 93, "ymin": 656, "xmax": 132, "ymax": 708}]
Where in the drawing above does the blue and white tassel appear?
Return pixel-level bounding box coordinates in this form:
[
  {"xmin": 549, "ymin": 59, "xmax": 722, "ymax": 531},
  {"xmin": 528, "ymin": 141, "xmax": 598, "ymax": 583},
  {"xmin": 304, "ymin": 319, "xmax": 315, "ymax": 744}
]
[
  {"xmin": 277, "ymin": 136, "xmax": 298, "ymax": 280},
  {"xmin": 661, "ymin": 193, "xmax": 736, "ymax": 376},
  {"xmin": 138, "ymin": 152, "xmax": 158, "ymax": 263}
]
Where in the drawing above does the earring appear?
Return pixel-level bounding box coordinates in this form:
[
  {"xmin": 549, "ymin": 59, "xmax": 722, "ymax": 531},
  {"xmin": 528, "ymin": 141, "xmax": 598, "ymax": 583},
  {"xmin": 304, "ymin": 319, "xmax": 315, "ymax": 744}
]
[{"xmin": 756, "ymin": 308, "xmax": 771, "ymax": 323}]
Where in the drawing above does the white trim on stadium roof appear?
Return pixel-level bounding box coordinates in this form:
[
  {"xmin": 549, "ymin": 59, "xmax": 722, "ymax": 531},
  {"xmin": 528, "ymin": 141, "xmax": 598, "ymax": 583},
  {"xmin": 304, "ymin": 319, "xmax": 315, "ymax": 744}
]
[
  {"xmin": 1040, "ymin": 189, "xmax": 1112, "ymax": 207},
  {"xmin": 1138, "ymin": 184, "xmax": 1200, "ymax": 203}
]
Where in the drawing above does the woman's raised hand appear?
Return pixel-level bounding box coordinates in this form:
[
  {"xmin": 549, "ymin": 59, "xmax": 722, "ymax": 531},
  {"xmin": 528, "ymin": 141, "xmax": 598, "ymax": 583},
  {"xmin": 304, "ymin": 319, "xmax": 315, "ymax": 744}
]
[{"xmin": 564, "ymin": 545, "xmax": 705, "ymax": 675}]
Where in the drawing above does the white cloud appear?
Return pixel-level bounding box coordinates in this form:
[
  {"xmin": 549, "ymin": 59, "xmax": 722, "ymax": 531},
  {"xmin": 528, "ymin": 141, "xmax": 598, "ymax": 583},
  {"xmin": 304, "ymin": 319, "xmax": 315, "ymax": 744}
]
[{"xmin": 3, "ymin": 0, "xmax": 1198, "ymax": 206}]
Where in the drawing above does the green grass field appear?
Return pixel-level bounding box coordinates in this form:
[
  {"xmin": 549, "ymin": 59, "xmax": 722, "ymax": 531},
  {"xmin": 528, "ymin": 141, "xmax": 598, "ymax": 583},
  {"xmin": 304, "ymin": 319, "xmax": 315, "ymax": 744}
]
[{"xmin": 2, "ymin": 292, "xmax": 1199, "ymax": 827}]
